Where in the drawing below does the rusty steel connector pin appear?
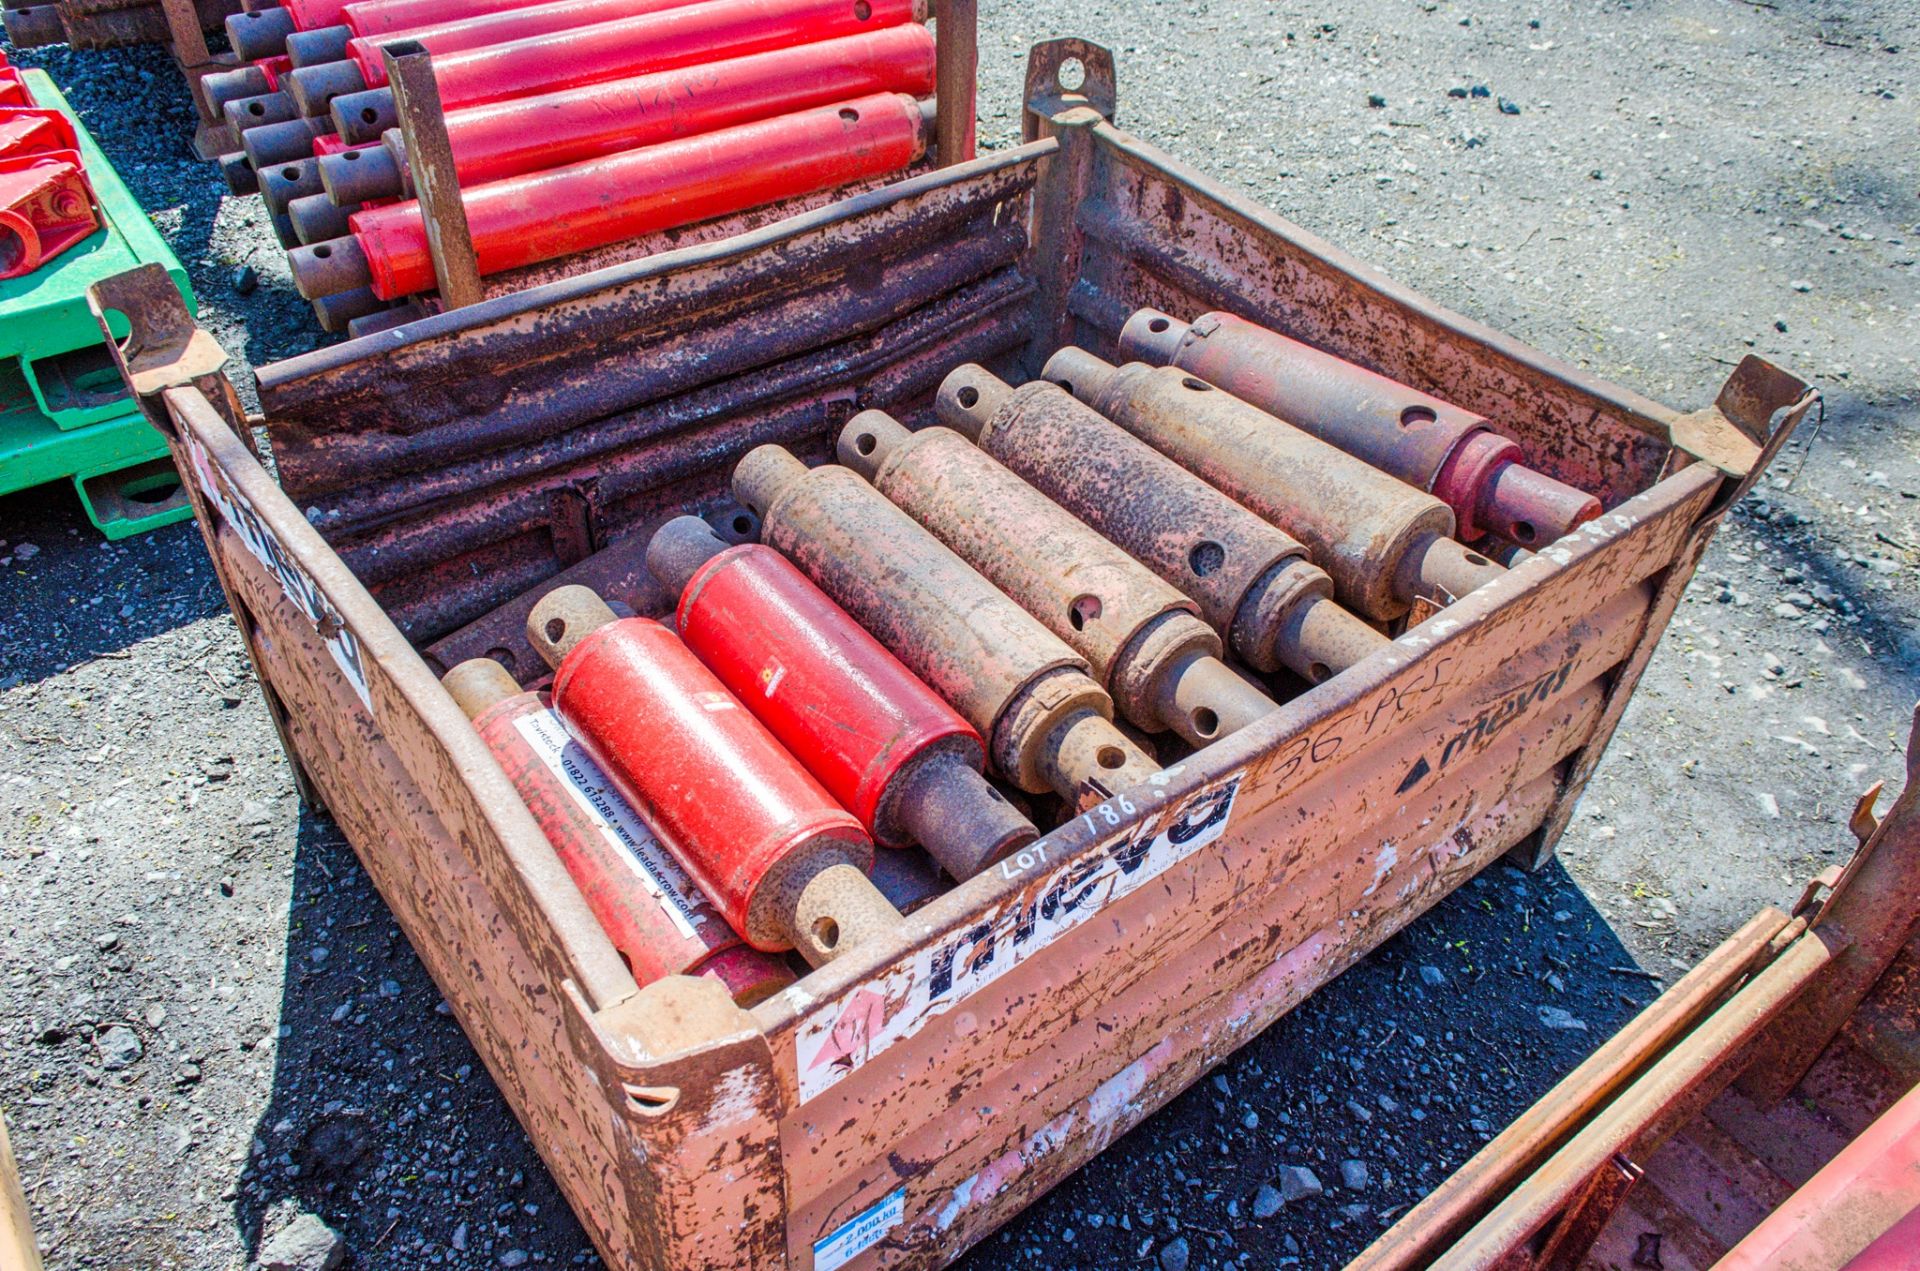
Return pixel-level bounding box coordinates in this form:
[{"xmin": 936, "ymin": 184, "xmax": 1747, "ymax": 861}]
[
  {"xmin": 732, "ymin": 445, "xmax": 1161, "ymax": 809},
  {"xmin": 1118, "ymin": 308, "xmax": 1603, "ymax": 546},
  {"xmin": 1039, "ymin": 349, "xmax": 1508, "ymax": 620},
  {"xmin": 201, "ymin": 64, "xmax": 273, "ymax": 116},
  {"xmin": 288, "ymin": 234, "xmax": 375, "ymax": 301},
  {"xmin": 259, "ymin": 156, "xmax": 325, "ymax": 220},
  {"xmin": 526, "ymin": 585, "xmax": 900, "ymax": 967},
  {"xmin": 286, "ymin": 24, "xmax": 353, "ymax": 68},
  {"xmin": 226, "ymin": 6, "xmax": 297, "ymax": 63},
  {"xmin": 223, "ymin": 90, "xmax": 300, "ymax": 137},
  {"xmin": 242, "ymin": 116, "xmax": 339, "ymax": 171},
  {"xmin": 288, "ymin": 192, "xmax": 359, "ymax": 246},
  {"xmin": 217, "ymin": 152, "xmax": 259, "ymax": 196},
  {"xmin": 934, "ymin": 366, "xmax": 1391, "ymax": 685},
  {"xmin": 318, "ymin": 142, "xmax": 404, "ymax": 206},
  {"xmin": 837, "ymin": 411, "xmax": 1276, "ymax": 746},
  {"xmin": 331, "ymin": 88, "xmax": 399, "ymax": 146},
  {"xmin": 647, "ymin": 515, "xmax": 1038, "ymax": 880},
  {"xmin": 287, "ymin": 60, "xmax": 371, "ymax": 118}
]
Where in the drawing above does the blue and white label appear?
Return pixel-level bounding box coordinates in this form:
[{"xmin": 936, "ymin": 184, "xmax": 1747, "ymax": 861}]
[
  {"xmin": 813, "ymin": 1187, "xmax": 905, "ymax": 1271},
  {"xmin": 513, "ymin": 708, "xmax": 702, "ymax": 940}
]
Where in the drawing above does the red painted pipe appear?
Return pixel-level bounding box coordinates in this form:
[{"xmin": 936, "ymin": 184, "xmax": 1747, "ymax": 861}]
[
  {"xmin": 345, "ymin": 0, "xmax": 714, "ymax": 90},
  {"xmin": 536, "ymin": 600, "xmax": 892, "ymax": 964},
  {"xmin": 346, "ymin": 91, "xmax": 924, "ymax": 299},
  {"xmin": 340, "ymin": 0, "xmax": 524, "ymax": 38},
  {"xmin": 456, "ymin": 673, "xmax": 795, "ymax": 1005},
  {"xmin": 426, "ymin": 0, "xmax": 923, "ymax": 111},
  {"xmin": 1118, "ymin": 309, "xmax": 1603, "ymax": 545},
  {"xmin": 655, "ymin": 522, "xmax": 1036, "ymax": 879},
  {"xmin": 326, "ymin": 26, "xmax": 932, "ymax": 202}
]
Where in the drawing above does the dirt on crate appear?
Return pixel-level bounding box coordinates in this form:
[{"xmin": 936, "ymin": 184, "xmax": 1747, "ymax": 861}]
[{"xmin": 3, "ymin": 1, "xmax": 1918, "ymax": 1267}]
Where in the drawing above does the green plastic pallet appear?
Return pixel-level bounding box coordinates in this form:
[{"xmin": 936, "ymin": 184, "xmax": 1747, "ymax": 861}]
[
  {"xmin": 0, "ymin": 69, "xmax": 198, "ymax": 431},
  {"xmin": 0, "ymin": 362, "xmax": 190, "ymax": 539}
]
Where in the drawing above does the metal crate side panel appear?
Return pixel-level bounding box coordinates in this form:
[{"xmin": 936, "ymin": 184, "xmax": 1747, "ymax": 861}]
[
  {"xmin": 1058, "ymin": 123, "xmax": 1676, "ymax": 512},
  {"xmin": 208, "ymin": 524, "xmax": 654, "ymax": 1270}
]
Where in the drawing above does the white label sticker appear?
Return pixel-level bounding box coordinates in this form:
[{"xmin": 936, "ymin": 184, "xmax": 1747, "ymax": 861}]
[
  {"xmin": 813, "ymin": 1187, "xmax": 905, "ymax": 1271},
  {"xmin": 794, "ymin": 776, "xmax": 1241, "ymax": 1102},
  {"xmin": 186, "ymin": 428, "xmax": 372, "ymax": 711},
  {"xmin": 513, "ymin": 708, "xmax": 703, "ymax": 940}
]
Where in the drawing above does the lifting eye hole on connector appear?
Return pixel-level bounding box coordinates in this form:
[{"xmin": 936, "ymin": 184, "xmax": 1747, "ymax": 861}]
[
  {"xmin": 1188, "ymin": 540, "xmax": 1225, "ymax": 578},
  {"xmin": 544, "ymin": 617, "xmax": 567, "ymax": 643},
  {"xmin": 1510, "ymin": 521, "xmax": 1537, "ymax": 544},
  {"xmin": 361, "ymin": 107, "xmax": 379, "ymax": 124},
  {"xmin": 956, "ymin": 385, "xmax": 979, "ymax": 409},
  {"xmin": 1190, "ymin": 708, "xmax": 1219, "ymax": 738},
  {"xmin": 1148, "ymin": 316, "xmax": 1172, "ymax": 334},
  {"xmin": 1181, "ymin": 377, "xmax": 1212, "ymax": 392},
  {"xmin": 854, "ymin": 432, "xmax": 877, "ymax": 456},
  {"xmin": 732, "ymin": 514, "xmax": 753, "ymax": 535},
  {"xmin": 1068, "ymin": 595, "xmax": 1102, "ymax": 630},
  {"xmin": 853, "ymin": 0, "xmax": 870, "ymax": 18},
  {"xmin": 812, "ymin": 917, "xmax": 840, "ymax": 951},
  {"xmin": 1095, "ymin": 746, "xmax": 1126, "ymax": 770},
  {"xmin": 1400, "ymin": 405, "xmax": 1437, "ymax": 428},
  {"xmin": 838, "ymin": 108, "xmax": 860, "ymax": 124},
  {"xmin": 343, "ymin": 150, "xmax": 359, "ymax": 162},
  {"xmin": 1058, "ymin": 57, "xmax": 1085, "ymax": 91}
]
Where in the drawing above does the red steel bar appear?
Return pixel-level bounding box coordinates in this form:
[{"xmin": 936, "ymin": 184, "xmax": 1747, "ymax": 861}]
[
  {"xmin": 442, "ymin": 658, "xmax": 795, "ymax": 1006},
  {"xmin": 229, "ymin": 0, "xmax": 526, "ymax": 61},
  {"xmin": 526, "ymin": 587, "xmax": 899, "ymax": 967},
  {"xmin": 1119, "ymin": 308, "xmax": 1603, "ymax": 546},
  {"xmin": 317, "ymin": 26, "xmax": 935, "ymax": 205},
  {"xmin": 349, "ymin": 0, "xmax": 719, "ymax": 90},
  {"xmin": 648, "ymin": 516, "xmax": 1037, "ymax": 881},
  {"xmin": 295, "ymin": 92, "xmax": 926, "ymax": 300}
]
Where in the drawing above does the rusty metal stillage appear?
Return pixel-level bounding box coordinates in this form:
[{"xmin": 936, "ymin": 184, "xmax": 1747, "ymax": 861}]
[{"xmin": 89, "ymin": 38, "xmax": 1816, "ymax": 1271}]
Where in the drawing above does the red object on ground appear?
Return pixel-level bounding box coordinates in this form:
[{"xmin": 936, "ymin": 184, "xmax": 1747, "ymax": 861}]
[
  {"xmin": 346, "ymin": 0, "xmax": 713, "ymax": 90},
  {"xmin": 470, "ymin": 689, "xmax": 795, "ymax": 1005},
  {"xmin": 258, "ymin": 55, "xmax": 296, "ymax": 91},
  {"xmin": 675, "ymin": 542, "xmax": 977, "ymax": 841},
  {"xmin": 425, "ymin": 0, "xmax": 922, "ymax": 111},
  {"xmin": 550, "ymin": 616, "xmax": 871, "ymax": 948},
  {"xmin": 435, "ymin": 24, "xmax": 933, "ymax": 187},
  {"xmin": 0, "ymin": 109, "xmax": 79, "ymax": 162},
  {"xmin": 0, "ymin": 151, "xmax": 97, "ymax": 280},
  {"xmin": 353, "ymin": 90, "xmax": 924, "ymax": 298},
  {"xmin": 0, "ymin": 69, "xmax": 35, "ymax": 109},
  {"xmin": 312, "ymin": 134, "xmax": 371, "ymax": 156}
]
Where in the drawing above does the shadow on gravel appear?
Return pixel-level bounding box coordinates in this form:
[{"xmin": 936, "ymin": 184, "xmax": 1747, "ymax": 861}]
[
  {"xmin": 233, "ymin": 808, "xmax": 597, "ymax": 1268},
  {"xmin": 0, "ymin": 484, "xmax": 222, "ymax": 689}
]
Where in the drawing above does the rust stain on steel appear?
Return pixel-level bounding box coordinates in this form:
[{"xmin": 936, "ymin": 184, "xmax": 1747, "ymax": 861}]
[
  {"xmin": 275, "ymin": 221, "xmax": 1032, "ymax": 502},
  {"xmin": 1055, "ymin": 353, "xmax": 1469, "ymax": 621},
  {"xmin": 254, "ymin": 147, "xmax": 1050, "ymax": 438},
  {"xmin": 948, "ymin": 374, "xmax": 1307, "ymax": 639},
  {"xmin": 840, "ymin": 414, "xmax": 1219, "ymax": 713}
]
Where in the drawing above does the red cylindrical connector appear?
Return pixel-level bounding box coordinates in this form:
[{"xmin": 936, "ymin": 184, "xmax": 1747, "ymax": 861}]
[
  {"xmin": 346, "ymin": 91, "xmax": 924, "ymax": 298},
  {"xmin": 455, "ymin": 673, "xmax": 795, "ymax": 1005},
  {"xmin": 1118, "ymin": 308, "xmax": 1603, "ymax": 545},
  {"xmin": 442, "ymin": 25, "xmax": 934, "ymax": 189},
  {"xmin": 344, "ymin": 0, "xmax": 711, "ymax": 90},
  {"xmin": 428, "ymin": 0, "xmax": 922, "ymax": 110},
  {"xmin": 527, "ymin": 590, "xmax": 896, "ymax": 966},
  {"xmin": 656, "ymin": 521, "xmax": 1037, "ymax": 879}
]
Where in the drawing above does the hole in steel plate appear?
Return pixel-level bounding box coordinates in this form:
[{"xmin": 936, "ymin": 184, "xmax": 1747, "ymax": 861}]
[
  {"xmin": 1188, "ymin": 540, "xmax": 1225, "ymax": 577},
  {"xmin": 957, "ymin": 385, "xmax": 979, "ymax": 409},
  {"xmin": 1400, "ymin": 405, "xmax": 1437, "ymax": 428},
  {"xmin": 1058, "ymin": 57, "xmax": 1085, "ymax": 91},
  {"xmin": 1096, "ymin": 745, "xmax": 1126, "ymax": 770},
  {"xmin": 838, "ymin": 107, "xmax": 860, "ymax": 123},
  {"xmin": 1190, "ymin": 707, "xmax": 1219, "ymax": 738},
  {"xmin": 624, "ymin": 1084, "xmax": 680, "ymax": 1116},
  {"xmin": 1068, "ymin": 594, "xmax": 1101, "ymax": 630}
]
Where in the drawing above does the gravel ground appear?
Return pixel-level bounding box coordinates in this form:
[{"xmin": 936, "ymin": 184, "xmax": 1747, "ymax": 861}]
[{"xmin": 2, "ymin": 2, "xmax": 1916, "ymax": 1268}]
